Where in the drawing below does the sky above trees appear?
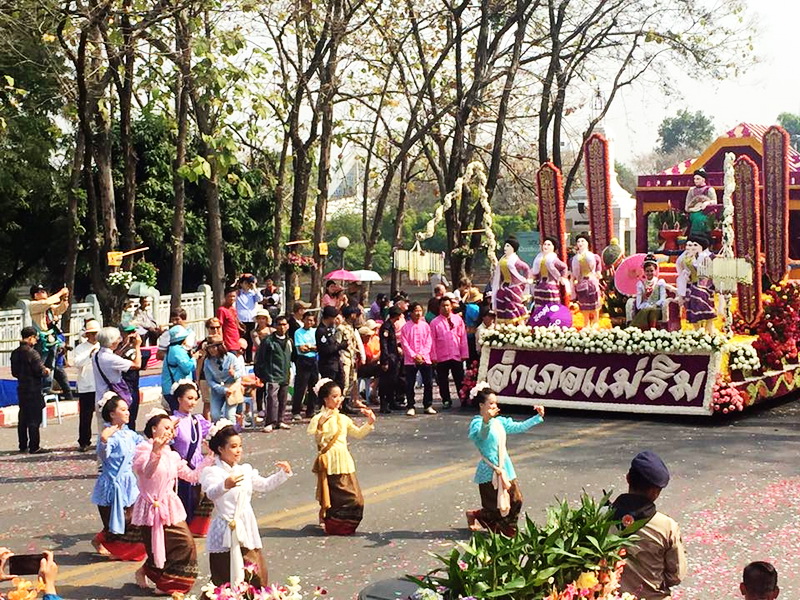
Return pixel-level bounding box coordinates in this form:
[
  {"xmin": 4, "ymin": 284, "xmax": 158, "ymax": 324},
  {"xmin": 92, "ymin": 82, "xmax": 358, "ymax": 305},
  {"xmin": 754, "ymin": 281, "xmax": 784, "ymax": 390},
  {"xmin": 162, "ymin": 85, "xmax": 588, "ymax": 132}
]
[{"xmin": 605, "ymin": 0, "xmax": 800, "ymax": 161}]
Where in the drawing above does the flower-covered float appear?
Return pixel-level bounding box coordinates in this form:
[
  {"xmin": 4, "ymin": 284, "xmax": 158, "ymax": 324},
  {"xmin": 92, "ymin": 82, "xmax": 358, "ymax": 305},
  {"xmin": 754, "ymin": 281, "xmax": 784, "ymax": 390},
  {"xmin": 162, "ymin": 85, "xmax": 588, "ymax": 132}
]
[
  {"xmin": 477, "ymin": 282, "xmax": 800, "ymax": 416},
  {"xmin": 474, "ymin": 127, "xmax": 800, "ymax": 417}
]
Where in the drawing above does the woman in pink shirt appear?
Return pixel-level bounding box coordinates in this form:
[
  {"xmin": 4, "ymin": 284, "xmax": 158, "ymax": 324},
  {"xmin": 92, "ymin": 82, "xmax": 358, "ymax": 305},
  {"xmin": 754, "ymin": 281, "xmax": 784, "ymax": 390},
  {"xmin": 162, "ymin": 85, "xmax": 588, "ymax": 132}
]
[
  {"xmin": 132, "ymin": 410, "xmax": 209, "ymax": 598},
  {"xmin": 399, "ymin": 302, "xmax": 434, "ymax": 416},
  {"xmin": 429, "ymin": 297, "xmax": 469, "ymax": 409}
]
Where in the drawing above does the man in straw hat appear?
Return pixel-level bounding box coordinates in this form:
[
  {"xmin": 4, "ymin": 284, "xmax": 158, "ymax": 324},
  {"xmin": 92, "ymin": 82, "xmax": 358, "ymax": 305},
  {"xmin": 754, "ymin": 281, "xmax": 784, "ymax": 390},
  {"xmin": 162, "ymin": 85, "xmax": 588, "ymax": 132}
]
[{"xmin": 74, "ymin": 319, "xmax": 101, "ymax": 451}]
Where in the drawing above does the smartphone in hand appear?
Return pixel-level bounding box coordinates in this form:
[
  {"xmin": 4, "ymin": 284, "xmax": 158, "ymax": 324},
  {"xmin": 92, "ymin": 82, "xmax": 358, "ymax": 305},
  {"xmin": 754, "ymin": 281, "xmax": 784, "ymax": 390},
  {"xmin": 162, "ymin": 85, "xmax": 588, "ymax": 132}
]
[{"xmin": 8, "ymin": 553, "xmax": 45, "ymax": 576}]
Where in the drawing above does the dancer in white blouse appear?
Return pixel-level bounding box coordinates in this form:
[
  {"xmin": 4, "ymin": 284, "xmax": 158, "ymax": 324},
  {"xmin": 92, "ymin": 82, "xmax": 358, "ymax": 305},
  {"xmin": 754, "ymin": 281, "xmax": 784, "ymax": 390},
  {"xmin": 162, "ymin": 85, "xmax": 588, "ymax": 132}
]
[{"xmin": 200, "ymin": 420, "xmax": 292, "ymax": 587}]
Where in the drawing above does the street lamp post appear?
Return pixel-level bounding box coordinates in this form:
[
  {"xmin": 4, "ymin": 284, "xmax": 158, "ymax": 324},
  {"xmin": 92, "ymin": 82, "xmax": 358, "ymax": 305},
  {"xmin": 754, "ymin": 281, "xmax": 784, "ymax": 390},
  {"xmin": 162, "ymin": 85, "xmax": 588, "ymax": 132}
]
[{"xmin": 337, "ymin": 235, "xmax": 350, "ymax": 269}]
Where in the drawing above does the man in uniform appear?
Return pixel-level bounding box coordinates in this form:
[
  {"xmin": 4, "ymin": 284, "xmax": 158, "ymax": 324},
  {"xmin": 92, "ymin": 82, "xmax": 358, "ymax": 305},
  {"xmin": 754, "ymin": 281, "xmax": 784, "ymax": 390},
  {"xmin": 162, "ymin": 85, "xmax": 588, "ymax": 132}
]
[
  {"xmin": 378, "ymin": 306, "xmax": 403, "ymax": 413},
  {"xmin": 11, "ymin": 326, "xmax": 50, "ymax": 454},
  {"xmin": 316, "ymin": 305, "xmax": 347, "ymax": 389},
  {"xmin": 612, "ymin": 450, "xmax": 687, "ymax": 600}
]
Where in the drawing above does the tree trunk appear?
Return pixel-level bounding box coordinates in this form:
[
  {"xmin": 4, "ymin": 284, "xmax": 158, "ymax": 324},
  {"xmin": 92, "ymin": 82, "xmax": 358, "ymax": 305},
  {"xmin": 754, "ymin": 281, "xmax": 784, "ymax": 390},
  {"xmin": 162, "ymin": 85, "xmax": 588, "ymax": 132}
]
[
  {"xmin": 389, "ymin": 155, "xmax": 409, "ymax": 294},
  {"xmin": 170, "ymin": 13, "xmax": 191, "ymax": 309},
  {"xmin": 272, "ymin": 133, "xmax": 290, "ymax": 279},
  {"xmin": 201, "ymin": 157, "xmax": 226, "ymax": 308},
  {"xmin": 63, "ymin": 128, "xmax": 85, "ymax": 331},
  {"xmin": 118, "ymin": 0, "xmax": 137, "ymax": 265}
]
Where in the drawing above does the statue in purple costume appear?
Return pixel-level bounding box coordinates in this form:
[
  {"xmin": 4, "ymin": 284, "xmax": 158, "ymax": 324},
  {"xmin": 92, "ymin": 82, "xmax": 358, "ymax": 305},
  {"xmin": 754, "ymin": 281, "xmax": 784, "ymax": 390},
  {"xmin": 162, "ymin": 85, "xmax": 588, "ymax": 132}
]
[
  {"xmin": 491, "ymin": 237, "xmax": 531, "ymax": 325},
  {"xmin": 531, "ymin": 237, "xmax": 570, "ymax": 316},
  {"xmin": 570, "ymin": 233, "xmax": 602, "ymax": 329}
]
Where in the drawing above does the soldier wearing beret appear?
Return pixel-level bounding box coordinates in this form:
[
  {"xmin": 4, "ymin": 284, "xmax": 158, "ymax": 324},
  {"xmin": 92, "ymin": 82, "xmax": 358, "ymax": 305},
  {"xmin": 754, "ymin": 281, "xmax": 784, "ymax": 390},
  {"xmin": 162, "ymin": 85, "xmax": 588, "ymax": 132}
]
[{"xmin": 612, "ymin": 450, "xmax": 687, "ymax": 600}]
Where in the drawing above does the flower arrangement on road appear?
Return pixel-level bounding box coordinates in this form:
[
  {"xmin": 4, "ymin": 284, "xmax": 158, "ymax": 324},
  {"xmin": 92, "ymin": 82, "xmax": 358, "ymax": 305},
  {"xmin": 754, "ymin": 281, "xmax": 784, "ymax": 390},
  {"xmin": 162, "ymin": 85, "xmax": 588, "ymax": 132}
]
[
  {"xmin": 188, "ymin": 575, "xmax": 326, "ymax": 600},
  {"xmin": 481, "ymin": 324, "xmax": 727, "ymax": 355},
  {"xmin": 410, "ymin": 492, "xmax": 636, "ymax": 600}
]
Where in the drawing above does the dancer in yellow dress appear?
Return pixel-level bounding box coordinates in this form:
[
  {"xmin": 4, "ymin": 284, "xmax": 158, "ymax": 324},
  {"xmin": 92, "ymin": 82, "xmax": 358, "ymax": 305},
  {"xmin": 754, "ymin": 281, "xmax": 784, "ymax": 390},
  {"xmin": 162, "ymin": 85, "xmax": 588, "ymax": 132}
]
[{"xmin": 308, "ymin": 378, "xmax": 376, "ymax": 535}]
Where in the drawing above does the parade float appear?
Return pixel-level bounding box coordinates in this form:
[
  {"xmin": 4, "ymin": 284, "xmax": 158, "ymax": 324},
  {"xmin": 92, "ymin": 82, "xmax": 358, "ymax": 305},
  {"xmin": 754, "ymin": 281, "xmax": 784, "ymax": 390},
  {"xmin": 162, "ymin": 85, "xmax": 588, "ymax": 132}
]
[{"xmin": 473, "ymin": 125, "xmax": 800, "ymax": 416}]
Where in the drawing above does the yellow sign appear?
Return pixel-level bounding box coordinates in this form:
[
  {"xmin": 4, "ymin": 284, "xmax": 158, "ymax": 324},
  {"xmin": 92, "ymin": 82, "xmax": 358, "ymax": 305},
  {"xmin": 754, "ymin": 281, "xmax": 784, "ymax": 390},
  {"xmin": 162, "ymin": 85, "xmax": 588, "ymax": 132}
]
[
  {"xmin": 318, "ymin": 242, "xmax": 329, "ymax": 256},
  {"xmin": 107, "ymin": 251, "xmax": 123, "ymax": 267}
]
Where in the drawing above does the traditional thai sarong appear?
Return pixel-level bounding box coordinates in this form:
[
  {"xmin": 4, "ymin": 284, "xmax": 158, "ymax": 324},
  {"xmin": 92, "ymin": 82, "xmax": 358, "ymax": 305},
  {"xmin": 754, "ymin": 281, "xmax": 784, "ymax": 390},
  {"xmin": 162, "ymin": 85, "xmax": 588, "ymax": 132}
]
[
  {"xmin": 324, "ymin": 473, "xmax": 365, "ymax": 535},
  {"xmin": 492, "ymin": 254, "xmax": 530, "ymax": 324},
  {"xmin": 475, "ymin": 479, "xmax": 523, "ymax": 535},
  {"xmin": 571, "ymin": 252, "xmax": 602, "ymax": 311},
  {"xmin": 209, "ymin": 547, "xmax": 267, "ymax": 588},
  {"xmin": 309, "ymin": 408, "xmax": 373, "ymax": 536},
  {"xmin": 179, "ymin": 481, "xmax": 213, "ymax": 537},
  {"xmin": 686, "ymin": 281, "xmax": 716, "ymax": 323},
  {"xmin": 95, "ymin": 505, "xmax": 146, "ymax": 562},
  {"xmin": 140, "ymin": 522, "xmax": 198, "ymax": 595}
]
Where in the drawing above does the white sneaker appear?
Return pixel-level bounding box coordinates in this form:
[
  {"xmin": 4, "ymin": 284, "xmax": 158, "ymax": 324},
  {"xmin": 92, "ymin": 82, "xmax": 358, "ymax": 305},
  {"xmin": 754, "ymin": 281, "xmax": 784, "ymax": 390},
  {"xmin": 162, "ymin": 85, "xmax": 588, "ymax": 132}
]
[
  {"xmin": 406, "ymin": 408, "xmax": 416, "ymax": 416},
  {"xmin": 424, "ymin": 406, "xmax": 437, "ymax": 415},
  {"xmin": 263, "ymin": 424, "xmax": 273, "ymax": 432},
  {"xmin": 277, "ymin": 423, "xmax": 291, "ymax": 430}
]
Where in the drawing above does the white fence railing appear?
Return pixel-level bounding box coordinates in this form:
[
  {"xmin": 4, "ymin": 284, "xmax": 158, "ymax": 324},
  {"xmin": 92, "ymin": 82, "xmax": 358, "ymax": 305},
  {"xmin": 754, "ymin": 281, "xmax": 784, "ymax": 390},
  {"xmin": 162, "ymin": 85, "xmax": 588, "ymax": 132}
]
[{"xmin": 0, "ymin": 285, "xmax": 213, "ymax": 368}]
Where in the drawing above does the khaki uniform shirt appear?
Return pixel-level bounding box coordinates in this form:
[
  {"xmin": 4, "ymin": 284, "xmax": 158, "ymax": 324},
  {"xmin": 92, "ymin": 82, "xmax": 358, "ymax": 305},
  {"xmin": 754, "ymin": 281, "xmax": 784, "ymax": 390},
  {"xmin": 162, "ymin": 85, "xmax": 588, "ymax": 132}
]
[{"xmin": 619, "ymin": 511, "xmax": 687, "ymax": 600}]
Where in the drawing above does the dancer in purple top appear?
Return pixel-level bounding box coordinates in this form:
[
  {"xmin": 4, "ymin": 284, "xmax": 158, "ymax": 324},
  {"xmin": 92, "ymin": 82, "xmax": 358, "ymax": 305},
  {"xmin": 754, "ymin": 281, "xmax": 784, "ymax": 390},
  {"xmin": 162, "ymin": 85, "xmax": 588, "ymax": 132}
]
[{"xmin": 171, "ymin": 380, "xmax": 213, "ymax": 536}]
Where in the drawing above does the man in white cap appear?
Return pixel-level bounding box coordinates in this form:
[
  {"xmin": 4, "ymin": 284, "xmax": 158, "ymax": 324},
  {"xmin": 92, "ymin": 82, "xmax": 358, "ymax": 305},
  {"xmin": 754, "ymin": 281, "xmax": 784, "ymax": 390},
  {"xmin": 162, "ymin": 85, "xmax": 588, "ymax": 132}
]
[{"xmin": 73, "ymin": 319, "xmax": 101, "ymax": 452}]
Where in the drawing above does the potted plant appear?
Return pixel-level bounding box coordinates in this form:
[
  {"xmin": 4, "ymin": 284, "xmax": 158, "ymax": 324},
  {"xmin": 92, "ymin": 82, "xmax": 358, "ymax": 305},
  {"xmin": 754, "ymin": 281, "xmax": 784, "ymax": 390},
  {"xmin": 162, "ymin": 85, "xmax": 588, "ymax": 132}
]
[{"xmin": 409, "ymin": 492, "xmax": 635, "ymax": 600}]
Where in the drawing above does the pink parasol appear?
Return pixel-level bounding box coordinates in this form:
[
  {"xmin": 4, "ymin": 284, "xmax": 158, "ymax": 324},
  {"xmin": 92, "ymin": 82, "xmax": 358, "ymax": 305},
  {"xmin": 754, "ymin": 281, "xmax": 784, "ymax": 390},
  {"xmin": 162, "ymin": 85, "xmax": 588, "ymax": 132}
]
[
  {"xmin": 324, "ymin": 269, "xmax": 360, "ymax": 282},
  {"xmin": 614, "ymin": 253, "xmax": 647, "ymax": 297}
]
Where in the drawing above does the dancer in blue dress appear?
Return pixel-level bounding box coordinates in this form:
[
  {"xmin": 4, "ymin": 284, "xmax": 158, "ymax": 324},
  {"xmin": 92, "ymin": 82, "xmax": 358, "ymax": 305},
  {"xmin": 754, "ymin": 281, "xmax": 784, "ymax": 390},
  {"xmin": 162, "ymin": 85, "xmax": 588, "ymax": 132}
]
[{"xmin": 91, "ymin": 393, "xmax": 147, "ymax": 561}]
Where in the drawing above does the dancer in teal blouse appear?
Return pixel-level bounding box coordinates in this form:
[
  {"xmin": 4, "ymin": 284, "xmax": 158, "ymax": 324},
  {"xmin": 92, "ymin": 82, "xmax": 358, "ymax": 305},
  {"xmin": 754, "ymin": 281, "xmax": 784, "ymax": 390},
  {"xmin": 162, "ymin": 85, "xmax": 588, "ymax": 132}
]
[{"xmin": 466, "ymin": 383, "xmax": 544, "ymax": 536}]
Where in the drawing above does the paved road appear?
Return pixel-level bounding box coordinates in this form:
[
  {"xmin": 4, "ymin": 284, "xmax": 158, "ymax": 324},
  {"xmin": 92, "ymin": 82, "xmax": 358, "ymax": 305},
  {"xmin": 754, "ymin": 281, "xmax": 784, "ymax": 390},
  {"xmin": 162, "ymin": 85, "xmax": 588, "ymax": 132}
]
[{"xmin": 1, "ymin": 394, "xmax": 799, "ymax": 600}]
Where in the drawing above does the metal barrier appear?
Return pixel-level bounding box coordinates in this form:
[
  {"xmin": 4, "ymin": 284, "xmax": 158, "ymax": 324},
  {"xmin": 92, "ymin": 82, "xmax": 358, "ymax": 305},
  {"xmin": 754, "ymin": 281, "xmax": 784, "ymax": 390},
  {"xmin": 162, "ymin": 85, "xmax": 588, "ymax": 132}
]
[{"xmin": 0, "ymin": 285, "xmax": 214, "ymax": 367}]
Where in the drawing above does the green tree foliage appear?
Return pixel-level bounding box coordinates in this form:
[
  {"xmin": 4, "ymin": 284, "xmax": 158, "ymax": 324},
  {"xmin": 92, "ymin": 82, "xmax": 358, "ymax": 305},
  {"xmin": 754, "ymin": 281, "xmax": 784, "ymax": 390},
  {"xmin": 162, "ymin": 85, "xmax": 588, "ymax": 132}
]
[
  {"xmin": 777, "ymin": 112, "xmax": 800, "ymax": 150},
  {"xmin": 0, "ymin": 15, "xmax": 66, "ymax": 300},
  {"xmin": 656, "ymin": 110, "xmax": 715, "ymax": 155}
]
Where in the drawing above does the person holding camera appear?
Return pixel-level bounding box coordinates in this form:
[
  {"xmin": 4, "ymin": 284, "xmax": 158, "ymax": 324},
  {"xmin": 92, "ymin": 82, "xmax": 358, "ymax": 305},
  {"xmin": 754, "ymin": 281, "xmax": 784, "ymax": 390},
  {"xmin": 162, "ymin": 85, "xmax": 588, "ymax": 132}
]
[
  {"xmin": 93, "ymin": 327, "xmax": 142, "ymax": 417},
  {"xmin": 28, "ymin": 284, "xmax": 72, "ymax": 401},
  {"xmin": 0, "ymin": 548, "xmax": 63, "ymax": 600},
  {"xmin": 235, "ymin": 274, "xmax": 263, "ymax": 363}
]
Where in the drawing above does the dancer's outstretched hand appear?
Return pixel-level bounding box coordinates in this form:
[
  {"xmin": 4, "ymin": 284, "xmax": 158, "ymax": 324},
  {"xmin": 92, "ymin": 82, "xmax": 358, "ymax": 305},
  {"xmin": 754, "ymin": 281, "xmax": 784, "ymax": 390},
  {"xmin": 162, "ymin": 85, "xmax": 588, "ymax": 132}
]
[
  {"xmin": 534, "ymin": 405, "xmax": 545, "ymax": 418},
  {"xmin": 360, "ymin": 407, "xmax": 376, "ymax": 425},
  {"xmin": 225, "ymin": 472, "xmax": 245, "ymax": 489},
  {"xmin": 275, "ymin": 461, "xmax": 293, "ymax": 475}
]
